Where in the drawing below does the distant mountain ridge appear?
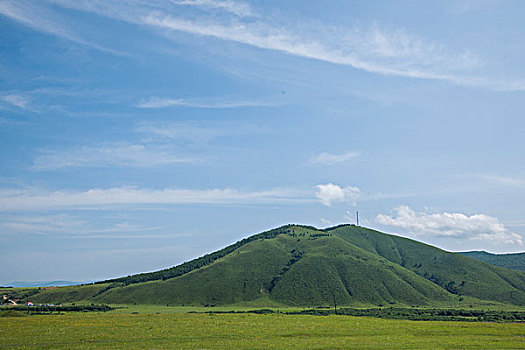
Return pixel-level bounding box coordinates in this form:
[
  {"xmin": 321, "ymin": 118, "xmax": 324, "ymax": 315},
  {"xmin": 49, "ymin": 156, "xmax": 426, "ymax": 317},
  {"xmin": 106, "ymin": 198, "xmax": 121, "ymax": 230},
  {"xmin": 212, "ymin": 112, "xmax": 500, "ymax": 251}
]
[
  {"xmin": 459, "ymin": 251, "xmax": 525, "ymax": 271},
  {"xmin": 4, "ymin": 281, "xmax": 83, "ymax": 288},
  {"xmin": 24, "ymin": 224, "xmax": 525, "ymax": 307}
]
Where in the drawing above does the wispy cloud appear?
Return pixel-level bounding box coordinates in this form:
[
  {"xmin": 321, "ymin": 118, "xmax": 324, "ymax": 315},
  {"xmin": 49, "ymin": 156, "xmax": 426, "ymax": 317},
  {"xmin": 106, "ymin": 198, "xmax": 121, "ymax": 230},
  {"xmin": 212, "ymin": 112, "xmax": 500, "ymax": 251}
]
[
  {"xmin": 141, "ymin": 13, "xmax": 516, "ymax": 89},
  {"xmin": 315, "ymin": 183, "xmax": 360, "ymax": 206},
  {"xmin": 0, "ymin": 0, "xmax": 73, "ymax": 40},
  {"xmin": 309, "ymin": 151, "xmax": 360, "ymax": 166},
  {"xmin": 0, "ymin": 94, "xmax": 29, "ymax": 109},
  {"xmin": 0, "ymin": 214, "xmax": 160, "ymax": 236},
  {"xmin": 320, "ymin": 218, "xmax": 332, "ymax": 226},
  {"xmin": 135, "ymin": 122, "xmax": 224, "ymax": 144},
  {"xmin": 0, "ymin": 214, "xmax": 84, "ymax": 235},
  {"xmin": 172, "ymin": 0, "xmax": 254, "ymax": 17},
  {"xmin": 376, "ymin": 205, "xmax": 522, "ymax": 245},
  {"xmin": 445, "ymin": 0, "xmax": 500, "ymax": 15},
  {"xmin": 32, "ymin": 143, "xmax": 198, "ymax": 170},
  {"xmin": 136, "ymin": 96, "xmax": 274, "ymax": 109},
  {"xmin": 135, "ymin": 120, "xmax": 272, "ymax": 144},
  {"xmin": 17, "ymin": 0, "xmax": 525, "ymax": 90},
  {"xmin": 344, "ymin": 210, "xmax": 358, "ymax": 224},
  {"xmin": 504, "ymin": 220, "xmax": 525, "ymax": 228},
  {"xmin": 0, "ymin": 186, "xmax": 310, "ymax": 211},
  {"xmin": 0, "ymin": 117, "xmax": 33, "ymax": 126},
  {"xmin": 0, "ymin": 0, "xmax": 125, "ymax": 55},
  {"xmin": 465, "ymin": 174, "xmax": 525, "ymax": 188}
]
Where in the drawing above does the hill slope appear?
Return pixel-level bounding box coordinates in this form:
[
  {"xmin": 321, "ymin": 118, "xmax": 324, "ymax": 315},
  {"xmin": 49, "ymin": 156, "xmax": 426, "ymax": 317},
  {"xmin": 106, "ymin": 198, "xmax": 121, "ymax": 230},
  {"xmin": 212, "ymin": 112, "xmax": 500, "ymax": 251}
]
[
  {"xmin": 459, "ymin": 251, "xmax": 525, "ymax": 271},
  {"xmin": 326, "ymin": 225, "xmax": 525, "ymax": 306},
  {"xmin": 28, "ymin": 225, "xmax": 525, "ymax": 307}
]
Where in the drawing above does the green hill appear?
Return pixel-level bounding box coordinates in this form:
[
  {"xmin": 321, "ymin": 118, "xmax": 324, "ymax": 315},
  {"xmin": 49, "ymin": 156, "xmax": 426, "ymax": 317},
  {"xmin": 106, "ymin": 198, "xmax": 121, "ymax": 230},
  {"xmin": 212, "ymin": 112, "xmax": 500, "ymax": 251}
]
[
  {"xmin": 27, "ymin": 225, "xmax": 525, "ymax": 307},
  {"xmin": 459, "ymin": 251, "xmax": 525, "ymax": 271}
]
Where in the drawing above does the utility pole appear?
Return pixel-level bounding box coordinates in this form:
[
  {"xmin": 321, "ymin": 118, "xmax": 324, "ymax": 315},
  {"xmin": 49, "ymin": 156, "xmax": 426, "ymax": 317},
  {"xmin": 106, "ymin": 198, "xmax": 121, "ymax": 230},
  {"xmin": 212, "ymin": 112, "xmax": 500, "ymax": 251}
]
[
  {"xmin": 356, "ymin": 211, "xmax": 359, "ymax": 226},
  {"xmin": 331, "ymin": 292, "xmax": 337, "ymax": 315}
]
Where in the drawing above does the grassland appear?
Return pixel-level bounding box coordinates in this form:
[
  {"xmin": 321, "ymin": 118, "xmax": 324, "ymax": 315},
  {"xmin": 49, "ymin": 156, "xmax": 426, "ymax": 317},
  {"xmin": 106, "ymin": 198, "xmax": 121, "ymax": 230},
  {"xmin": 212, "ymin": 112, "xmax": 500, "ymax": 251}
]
[{"xmin": 1, "ymin": 306, "xmax": 524, "ymax": 349}]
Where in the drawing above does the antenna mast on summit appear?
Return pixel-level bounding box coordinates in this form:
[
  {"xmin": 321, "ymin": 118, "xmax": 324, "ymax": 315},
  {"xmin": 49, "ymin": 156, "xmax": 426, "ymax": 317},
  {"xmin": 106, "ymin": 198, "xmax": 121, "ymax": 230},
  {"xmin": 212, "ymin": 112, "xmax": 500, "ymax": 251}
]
[{"xmin": 356, "ymin": 211, "xmax": 359, "ymax": 226}]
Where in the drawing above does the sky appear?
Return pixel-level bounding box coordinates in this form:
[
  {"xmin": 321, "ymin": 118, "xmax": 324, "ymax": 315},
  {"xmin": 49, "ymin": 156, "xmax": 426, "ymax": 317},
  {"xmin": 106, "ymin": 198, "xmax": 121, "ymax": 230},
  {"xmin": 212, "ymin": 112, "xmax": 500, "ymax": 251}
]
[{"xmin": 1, "ymin": 0, "xmax": 524, "ymax": 284}]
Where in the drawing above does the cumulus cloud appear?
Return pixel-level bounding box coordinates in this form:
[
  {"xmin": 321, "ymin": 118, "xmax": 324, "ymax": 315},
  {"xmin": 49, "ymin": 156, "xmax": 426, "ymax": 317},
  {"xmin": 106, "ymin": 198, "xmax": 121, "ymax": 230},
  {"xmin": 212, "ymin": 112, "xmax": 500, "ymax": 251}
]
[
  {"xmin": 376, "ymin": 206, "xmax": 522, "ymax": 245},
  {"xmin": 309, "ymin": 151, "xmax": 360, "ymax": 166},
  {"xmin": 315, "ymin": 183, "xmax": 360, "ymax": 206}
]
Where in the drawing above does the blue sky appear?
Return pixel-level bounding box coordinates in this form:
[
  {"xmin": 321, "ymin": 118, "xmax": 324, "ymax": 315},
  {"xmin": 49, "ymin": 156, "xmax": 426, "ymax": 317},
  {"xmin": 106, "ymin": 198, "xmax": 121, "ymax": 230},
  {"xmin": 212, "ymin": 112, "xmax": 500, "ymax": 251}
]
[{"xmin": 1, "ymin": 0, "xmax": 524, "ymax": 284}]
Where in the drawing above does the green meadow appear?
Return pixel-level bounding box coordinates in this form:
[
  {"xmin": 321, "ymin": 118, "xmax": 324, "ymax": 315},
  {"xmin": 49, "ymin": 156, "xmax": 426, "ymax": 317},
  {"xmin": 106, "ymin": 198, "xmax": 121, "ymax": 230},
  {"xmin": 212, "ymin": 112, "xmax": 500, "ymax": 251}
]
[{"xmin": 1, "ymin": 306, "xmax": 524, "ymax": 349}]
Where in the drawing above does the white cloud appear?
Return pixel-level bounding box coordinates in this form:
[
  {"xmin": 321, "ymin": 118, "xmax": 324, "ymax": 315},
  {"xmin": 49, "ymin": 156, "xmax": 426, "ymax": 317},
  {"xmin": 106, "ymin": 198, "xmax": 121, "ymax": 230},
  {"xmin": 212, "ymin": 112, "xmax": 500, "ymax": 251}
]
[
  {"xmin": 32, "ymin": 143, "xmax": 198, "ymax": 170},
  {"xmin": 135, "ymin": 120, "xmax": 272, "ymax": 144},
  {"xmin": 0, "ymin": 94, "xmax": 29, "ymax": 109},
  {"xmin": 0, "ymin": 214, "xmax": 84, "ymax": 235},
  {"xmin": 140, "ymin": 12, "xmax": 521, "ymax": 90},
  {"xmin": 172, "ymin": 0, "xmax": 254, "ymax": 17},
  {"xmin": 135, "ymin": 122, "xmax": 224, "ymax": 144},
  {"xmin": 445, "ymin": 0, "xmax": 500, "ymax": 15},
  {"xmin": 344, "ymin": 210, "xmax": 355, "ymax": 224},
  {"xmin": 0, "ymin": 0, "xmax": 73, "ymax": 40},
  {"xmin": 376, "ymin": 206, "xmax": 522, "ymax": 245},
  {"xmin": 0, "ymin": 214, "xmax": 160, "ymax": 236},
  {"xmin": 472, "ymin": 174, "xmax": 525, "ymax": 188},
  {"xmin": 136, "ymin": 96, "xmax": 274, "ymax": 109},
  {"xmin": 0, "ymin": 186, "xmax": 309, "ymax": 211},
  {"xmin": 309, "ymin": 151, "xmax": 360, "ymax": 166},
  {"xmin": 0, "ymin": 0, "xmax": 123, "ymax": 55},
  {"xmin": 30, "ymin": 0, "xmax": 513, "ymax": 91},
  {"xmin": 143, "ymin": 14, "xmax": 437, "ymax": 79},
  {"xmin": 504, "ymin": 220, "xmax": 525, "ymax": 228},
  {"xmin": 18, "ymin": 0, "xmax": 525, "ymax": 90},
  {"xmin": 320, "ymin": 218, "xmax": 332, "ymax": 226},
  {"xmin": 315, "ymin": 183, "xmax": 360, "ymax": 206}
]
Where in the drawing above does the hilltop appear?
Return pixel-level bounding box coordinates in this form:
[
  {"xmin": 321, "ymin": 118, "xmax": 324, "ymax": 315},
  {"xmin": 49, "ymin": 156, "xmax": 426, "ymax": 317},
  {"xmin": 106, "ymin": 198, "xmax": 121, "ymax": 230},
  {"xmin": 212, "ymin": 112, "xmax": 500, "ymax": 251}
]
[{"xmin": 24, "ymin": 224, "xmax": 525, "ymax": 307}]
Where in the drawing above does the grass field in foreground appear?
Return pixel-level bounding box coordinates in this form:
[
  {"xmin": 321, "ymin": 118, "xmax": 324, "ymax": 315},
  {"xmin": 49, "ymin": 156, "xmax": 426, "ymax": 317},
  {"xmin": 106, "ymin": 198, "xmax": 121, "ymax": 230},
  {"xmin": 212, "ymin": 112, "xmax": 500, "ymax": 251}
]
[{"xmin": 1, "ymin": 311, "xmax": 524, "ymax": 349}]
